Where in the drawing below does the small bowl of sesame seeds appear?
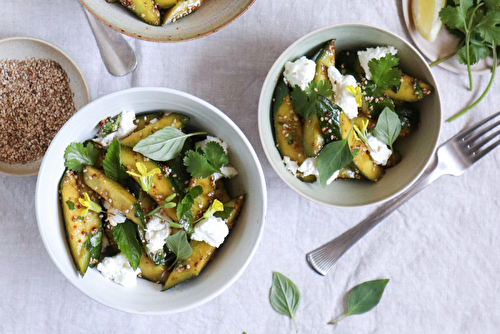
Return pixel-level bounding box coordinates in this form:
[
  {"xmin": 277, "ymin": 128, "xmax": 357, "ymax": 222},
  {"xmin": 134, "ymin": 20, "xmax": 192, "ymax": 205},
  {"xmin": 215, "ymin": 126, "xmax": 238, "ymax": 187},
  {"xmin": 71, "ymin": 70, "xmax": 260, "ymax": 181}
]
[
  {"xmin": 0, "ymin": 37, "xmax": 90, "ymax": 176},
  {"xmin": 258, "ymin": 24, "xmax": 442, "ymax": 207}
]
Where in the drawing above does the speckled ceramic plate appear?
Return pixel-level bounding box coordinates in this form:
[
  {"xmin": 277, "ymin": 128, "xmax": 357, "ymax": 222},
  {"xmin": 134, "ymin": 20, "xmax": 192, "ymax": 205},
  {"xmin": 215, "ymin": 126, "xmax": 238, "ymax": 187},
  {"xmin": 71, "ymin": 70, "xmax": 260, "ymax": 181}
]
[
  {"xmin": 0, "ymin": 37, "xmax": 90, "ymax": 177},
  {"xmin": 79, "ymin": 0, "xmax": 255, "ymax": 42},
  {"xmin": 402, "ymin": 0, "xmax": 499, "ymax": 75}
]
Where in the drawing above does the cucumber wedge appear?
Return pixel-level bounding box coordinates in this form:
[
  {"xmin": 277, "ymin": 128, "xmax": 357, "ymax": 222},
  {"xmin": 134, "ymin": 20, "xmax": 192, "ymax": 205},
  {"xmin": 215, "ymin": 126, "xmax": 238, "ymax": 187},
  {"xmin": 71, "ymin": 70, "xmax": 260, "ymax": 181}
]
[
  {"xmin": 60, "ymin": 170, "xmax": 102, "ymax": 276},
  {"xmin": 139, "ymin": 251, "xmax": 169, "ymax": 283},
  {"xmin": 189, "ymin": 176, "xmax": 217, "ymax": 221},
  {"xmin": 118, "ymin": 0, "xmax": 160, "ymax": 26},
  {"xmin": 161, "ymin": 0, "xmax": 203, "ymax": 24},
  {"xmin": 385, "ymin": 74, "xmax": 432, "ymax": 102}
]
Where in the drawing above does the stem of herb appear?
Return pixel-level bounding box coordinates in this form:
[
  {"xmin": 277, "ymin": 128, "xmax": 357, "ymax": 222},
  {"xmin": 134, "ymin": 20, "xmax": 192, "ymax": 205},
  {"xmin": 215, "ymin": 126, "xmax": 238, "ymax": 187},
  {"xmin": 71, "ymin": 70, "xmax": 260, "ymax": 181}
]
[
  {"xmin": 292, "ymin": 315, "xmax": 298, "ymax": 333},
  {"xmin": 328, "ymin": 313, "xmax": 349, "ymax": 325},
  {"xmin": 464, "ymin": 3, "xmax": 484, "ymax": 91},
  {"xmin": 429, "ymin": 40, "xmax": 464, "ymax": 67},
  {"xmin": 447, "ymin": 45, "xmax": 497, "ymax": 122}
]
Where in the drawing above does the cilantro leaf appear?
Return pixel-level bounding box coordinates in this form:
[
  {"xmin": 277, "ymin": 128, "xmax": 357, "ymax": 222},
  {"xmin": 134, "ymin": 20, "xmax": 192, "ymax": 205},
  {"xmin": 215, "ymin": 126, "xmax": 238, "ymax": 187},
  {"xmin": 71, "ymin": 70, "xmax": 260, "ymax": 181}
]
[
  {"xmin": 457, "ymin": 41, "xmax": 491, "ymax": 65},
  {"xmin": 184, "ymin": 150, "xmax": 220, "ymax": 178},
  {"xmin": 65, "ymin": 200, "xmax": 75, "ymax": 210},
  {"xmin": 439, "ymin": 3, "xmax": 468, "ymax": 30},
  {"xmin": 318, "ymin": 138, "xmax": 354, "ymax": 187},
  {"xmin": 373, "ymin": 107, "xmax": 402, "ymax": 150},
  {"xmin": 485, "ymin": 0, "xmax": 500, "ymax": 11},
  {"xmin": 112, "ymin": 220, "xmax": 142, "ymax": 270},
  {"xmin": 103, "ymin": 139, "xmax": 128, "ymax": 180},
  {"xmin": 476, "ymin": 10, "xmax": 500, "ymax": 45},
  {"xmin": 64, "ymin": 142, "xmax": 99, "ymax": 172},
  {"xmin": 204, "ymin": 142, "xmax": 229, "ymax": 170},
  {"xmin": 290, "ymin": 80, "xmax": 332, "ymax": 119},
  {"xmin": 165, "ymin": 230, "xmax": 193, "ymax": 268},
  {"xmin": 368, "ymin": 54, "xmax": 402, "ymax": 95}
]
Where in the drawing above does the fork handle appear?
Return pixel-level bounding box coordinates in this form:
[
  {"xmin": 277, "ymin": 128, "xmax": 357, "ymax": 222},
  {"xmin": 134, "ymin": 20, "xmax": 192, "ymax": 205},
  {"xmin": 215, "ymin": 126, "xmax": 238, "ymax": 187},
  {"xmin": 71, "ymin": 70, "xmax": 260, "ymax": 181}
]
[{"xmin": 306, "ymin": 162, "xmax": 444, "ymax": 276}]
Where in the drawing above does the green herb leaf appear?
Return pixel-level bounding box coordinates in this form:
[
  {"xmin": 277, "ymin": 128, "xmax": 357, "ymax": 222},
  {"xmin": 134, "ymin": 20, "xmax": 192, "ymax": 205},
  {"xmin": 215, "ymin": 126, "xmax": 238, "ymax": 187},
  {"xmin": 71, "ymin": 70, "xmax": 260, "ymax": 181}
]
[
  {"xmin": 77, "ymin": 215, "xmax": 84, "ymax": 221},
  {"xmin": 214, "ymin": 205, "xmax": 233, "ymax": 220},
  {"xmin": 290, "ymin": 80, "xmax": 332, "ymax": 119},
  {"xmin": 204, "ymin": 142, "xmax": 229, "ymax": 170},
  {"xmin": 269, "ymin": 272, "xmax": 300, "ymax": 333},
  {"xmin": 373, "ymin": 107, "xmax": 402, "ymax": 149},
  {"xmin": 103, "ymin": 139, "xmax": 128, "ymax": 180},
  {"xmin": 368, "ymin": 54, "xmax": 402, "ymax": 95},
  {"xmin": 184, "ymin": 142, "xmax": 229, "ymax": 179},
  {"xmin": 165, "ymin": 230, "xmax": 193, "ymax": 267},
  {"xmin": 84, "ymin": 231, "xmax": 102, "ymax": 266},
  {"xmin": 146, "ymin": 194, "xmax": 177, "ymax": 217},
  {"xmin": 176, "ymin": 185, "xmax": 203, "ymax": 234},
  {"xmin": 101, "ymin": 114, "xmax": 121, "ymax": 135},
  {"xmin": 439, "ymin": 2, "xmax": 470, "ymax": 30},
  {"xmin": 133, "ymin": 203, "xmax": 146, "ymax": 228},
  {"xmin": 112, "ymin": 220, "xmax": 142, "ymax": 270},
  {"xmin": 318, "ymin": 138, "xmax": 354, "ymax": 187},
  {"xmin": 328, "ymin": 279, "xmax": 389, "ymax": 325},
  {"xmin": 64, "ymin": 142, "xmax": 99, "ymax": 172},
  {"xmin": 65, "ymin": 200, "xmax": 75, "ymax": 210},
  {"xmin": 476, "ymin": 10, "xmax": 500, "ymax": 45},
  {"xmin": 133, "ymin": 126, "xmax": 205, "ymax": 161}
]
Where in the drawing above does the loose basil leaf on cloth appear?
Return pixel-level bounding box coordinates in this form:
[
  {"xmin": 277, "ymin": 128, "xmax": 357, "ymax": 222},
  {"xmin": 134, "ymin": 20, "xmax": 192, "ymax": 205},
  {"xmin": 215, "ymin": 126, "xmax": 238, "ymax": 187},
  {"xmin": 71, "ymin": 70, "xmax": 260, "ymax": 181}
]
[
  {"xmin": 329, "ymin": 279, "xmax": 390, "ymax": 325},
  {"xmin": 318, "ymin": 138, "xmax": 354, "ymax": 187},
  {"xmin": 165, "ymin": 230, "xmax": 193, "ymax": 267},
  {"xmin": 64, "ymin": 142, "xmax": 99, "ymax": 172},
  {"xmin": 269, "ymin": 272, "xmax": 301, "ymax": 333},
  {"xmin": 112, "ymin": 220, "xmax": 142, "ymax": 270},
  {"xmin": 373, "ymin": 107, "xmax": 402, "ymax": 150},
  {"xmin": 133, "ymin": 126, "xmax": 205, "ymax": 161},
  {"xmin": 103, "ymin": 139, "xmax": 128, "ymax": 180}
]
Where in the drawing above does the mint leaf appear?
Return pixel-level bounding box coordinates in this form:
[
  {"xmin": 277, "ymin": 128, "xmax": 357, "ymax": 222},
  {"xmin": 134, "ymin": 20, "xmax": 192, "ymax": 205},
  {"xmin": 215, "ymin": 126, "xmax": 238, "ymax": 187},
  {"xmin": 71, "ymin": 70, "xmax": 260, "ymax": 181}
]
[
  {"xmin": 204, "ymin": 141, "xmax": 229, "ymax": 170},
  {"xmin": 329, "ymin": 279, "xmax": 389, "ymax": 325},
  {"xmin": 318, "ymin": 138, "xmax": 354, "ymax": 187},
  {"xmin": 64, "ymin": 142, "xmax": 99, "ymax": 172},
  {"xmin": 103, "ymin": 140, "xmax": 128, "ymax": 180},
  {"xmin": 368, "ymin": 54, "xmax": 402, "ymax": 95},
  {"xmin": 373, "ymin": 107, "xmax": 402, "ymax": 149},
  {"xmin": 270, "ymin": 272, "xmax": 300, "ymax": 333},
  {"xmin": 165, "ymin": 230, "xmax": 193, "ymax": 267},
  {"xmin": 133, "ymin": 126, "xmax": 205, "ymax": 161},
  {"xmin": 112, "ymin": 220, "xmax": 142, "ymax": 270},
  {"xmin": 176, "ymin": 185, "xmax": 203, "ymax": 234},
  {"xmin": 65, "ymin": 200, "xmax": 75, "ymax": 210}
]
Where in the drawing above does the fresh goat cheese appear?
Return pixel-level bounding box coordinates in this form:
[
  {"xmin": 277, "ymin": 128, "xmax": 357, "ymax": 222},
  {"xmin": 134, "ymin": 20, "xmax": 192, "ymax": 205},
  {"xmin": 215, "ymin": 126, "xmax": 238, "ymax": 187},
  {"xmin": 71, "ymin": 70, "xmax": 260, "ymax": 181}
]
[
  {"xmin": 103, "ymin": 201, "xmax": 126, "ymax": 227},
  {"xmin": 97, "ymin": 253, "xmax": 141, "ymax": 287},
  {"xmin": 144, "ymin": 216, "xmax": 171, "ymax": 253},
  {"xmin": 284, "ymin": 156, "xmax": 339, "ymax": 184},
  {"xmin": 367, "ymin": 134, "xmax": 392, "ymax": 165},
  {"xmin": 191, "ymin": 216, "xmax": 229, "ymax": 248},
  {"xmin": 197, "ymin": 135, "xmax": 229, "ymax": 154},
  {"xmin": 327, "ymin": 66, "xmax": 359, "ymax": 119},
  {"xmin": 283, "ymin": 156, "xmax": 299, "ymax": 176},
  {"xmin": 283, "ymin": 56, "xmax": 316, "ymax": 91},
  {"xmin": 95, "ymin": 110, "xmax": 137, "ymax": 147},
  {"xmin": 357, "ymin": 46, "xmax": 398, "ymax": 80}
]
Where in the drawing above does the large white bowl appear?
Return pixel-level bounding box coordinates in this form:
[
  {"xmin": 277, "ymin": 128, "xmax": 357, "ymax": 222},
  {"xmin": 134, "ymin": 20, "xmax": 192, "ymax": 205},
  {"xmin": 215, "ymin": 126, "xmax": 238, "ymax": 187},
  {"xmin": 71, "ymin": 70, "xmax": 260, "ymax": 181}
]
[
  {"xmin": 80, "ymin": 0, "xmax": 255, "ymax": 42},
  {"xmin": 35, "ymin": 87, "xmax": 267, "ymax": 314},
  {"xmin": 258, "ymin": 24, "xmax": 442, "ymax": 207}
]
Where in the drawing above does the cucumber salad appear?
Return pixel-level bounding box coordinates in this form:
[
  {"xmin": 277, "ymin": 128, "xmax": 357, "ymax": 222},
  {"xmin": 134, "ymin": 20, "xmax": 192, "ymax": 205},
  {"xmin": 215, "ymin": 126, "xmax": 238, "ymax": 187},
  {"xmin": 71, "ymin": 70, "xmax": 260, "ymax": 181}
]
[
  {"xmin": 273, "ymin": 40, "xmax": 432, "ymax": 185},
  {"xmin": 60, "ymin": 110, "xmax": 245, "ymax": 290}
]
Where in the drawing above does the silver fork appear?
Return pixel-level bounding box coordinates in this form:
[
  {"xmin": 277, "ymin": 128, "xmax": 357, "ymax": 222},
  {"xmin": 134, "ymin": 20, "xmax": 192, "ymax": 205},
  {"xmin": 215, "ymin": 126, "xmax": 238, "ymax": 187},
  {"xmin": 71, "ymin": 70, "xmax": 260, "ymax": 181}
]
[{"xmin": 306, "ymin": 110, "xmax": 500, "ymax": 276}]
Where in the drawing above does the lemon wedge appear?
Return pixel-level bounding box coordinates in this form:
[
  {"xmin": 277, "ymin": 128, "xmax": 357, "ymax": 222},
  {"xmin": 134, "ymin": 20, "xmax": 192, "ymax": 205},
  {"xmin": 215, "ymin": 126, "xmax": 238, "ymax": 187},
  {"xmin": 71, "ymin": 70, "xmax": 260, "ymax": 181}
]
[{"xmin": 412, "ymin": 0, "xmax": 446, "ymax": 42}]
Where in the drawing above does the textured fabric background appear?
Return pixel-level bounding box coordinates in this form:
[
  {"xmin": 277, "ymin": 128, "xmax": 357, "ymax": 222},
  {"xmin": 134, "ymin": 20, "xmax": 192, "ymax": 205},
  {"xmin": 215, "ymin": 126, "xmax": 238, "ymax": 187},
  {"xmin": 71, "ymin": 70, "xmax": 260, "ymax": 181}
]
[{"xmin": 1, "ymin": 1, "xmax": 500, "ymax": 333}]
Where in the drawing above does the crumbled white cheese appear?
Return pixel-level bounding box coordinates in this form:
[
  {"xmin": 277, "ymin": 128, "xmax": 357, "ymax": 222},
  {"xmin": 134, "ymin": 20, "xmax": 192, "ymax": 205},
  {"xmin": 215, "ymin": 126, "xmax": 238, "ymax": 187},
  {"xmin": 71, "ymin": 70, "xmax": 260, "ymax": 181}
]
[
  {"xmin": 367, "ymin": 134, "xmax": 392, "ymax": 165},
  {"xmin": 94, "ymin": 110, "xmax": 137, "ymax": 148},
  {"xmin": 144, "ymin": 216, "xmax": 170, "ymax": 253},
  {"xmin": 326, "ymin": 170, "xmax": 340, "ymax": 185},
  {"xmin": 283, "ymin": 56, "xmax": 316, "ymax": 91},
  {"xmin": 197, "ymin": 135, "xmax": 229, "ymax": 154},
  {"xmin": 103, "ymin": 201, "xmax": 126, "ymax": 227},
  {"xmin": 283, "ymin": 156, "xmax": 299, "ymax": 176},
  {"xmin": 357, "ymin": 46, "xmax": 398, "ymax": 80},
  {"xmin": 149, "ymin": 118, "xmax": 158, "ymax": 124},
  {"xmin": 97, "ymin": 253, "xmax": 141, "ymax": 287},
  {"xmin": 327, "ymin": 66, "xmax": 359, "ymax": 119},
  {"xmin": 191, "ymin": 216, "xmax": 229, "ymax": 248}
]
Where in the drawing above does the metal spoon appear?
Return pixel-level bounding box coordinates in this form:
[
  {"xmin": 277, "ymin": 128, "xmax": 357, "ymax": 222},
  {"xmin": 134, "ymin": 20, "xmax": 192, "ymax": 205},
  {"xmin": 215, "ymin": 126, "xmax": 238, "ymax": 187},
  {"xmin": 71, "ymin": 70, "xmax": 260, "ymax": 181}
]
[{"xmin": 83, "ymin": 8, "xmax": 137, "ymax": 76}]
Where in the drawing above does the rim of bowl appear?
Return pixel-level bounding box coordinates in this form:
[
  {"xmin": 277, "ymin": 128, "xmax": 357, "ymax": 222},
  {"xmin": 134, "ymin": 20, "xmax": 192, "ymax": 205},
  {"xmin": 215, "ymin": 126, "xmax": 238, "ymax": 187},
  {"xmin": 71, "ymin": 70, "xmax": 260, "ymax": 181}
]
[
  {"xmin": 79, "ymin": 0, "xmax": 256, "ymax": 43},
  {"xmin": 258, "ymin": 23, "xmax": 442, "ymax": 208},
  {"xmin": 35, "ymin": 87, "xmax": 267, "ymax": 314},
  {"xmin": 0, "ymin": 36, "xmax": 91, "ymax": 177}
]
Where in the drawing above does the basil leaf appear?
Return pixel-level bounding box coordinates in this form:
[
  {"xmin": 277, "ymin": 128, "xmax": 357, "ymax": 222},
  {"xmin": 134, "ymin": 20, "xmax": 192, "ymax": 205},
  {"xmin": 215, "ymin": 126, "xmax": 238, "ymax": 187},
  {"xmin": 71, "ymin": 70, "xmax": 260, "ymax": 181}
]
[
  {"xmin": 270, "ymin": 272, "xmax": 300, "ymax": 333},
  {"xmin": 84, "ymin": 231, "xmax": 102, "ymax": 267},
  {"xmin": 133, "ymin": 126, "xmax": 205, "ymax": 161},
  {"xmin": 183, "ymin": 150, "xmax": 220, "ymax": 178},
  {"xmin": 329, "ymin": 279, "xmax": 389, "ymax": 325},
  {"xmin": 103, "ymin": 139, "xmax": 128, "ymax": 180},
  {"xmin": 112, "ymin": 220, "xmax": 142, "ymax": 270},
  {"xmin": 64, "ymin": 142, "xmax": 99, "ymax": 172},
  {"xmin": 204, "ymin": 141, "xmax": 229, "ymax": 170},
  {"xmin": 165, "ymin": 230, "xmax": 192, "ymax": 266},
  {"xmin": 65, "ymin": 200, "xmax": 75, "ymax": 210},
  {"xmin": 373, "ymin": 107, "xmax": 402, "ymax": 149},
  {"xmin": 318, "ymin": 139, "xmax": 354, "ymax": 187}
]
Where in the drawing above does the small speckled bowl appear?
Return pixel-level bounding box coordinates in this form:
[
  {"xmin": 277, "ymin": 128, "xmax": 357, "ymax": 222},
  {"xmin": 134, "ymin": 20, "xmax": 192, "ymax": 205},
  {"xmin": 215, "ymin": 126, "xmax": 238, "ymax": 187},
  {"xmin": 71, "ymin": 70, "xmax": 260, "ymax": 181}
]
[
  {"xmin": 258, "ymin": 24, "xmax": 442, "ymax": 207},
  {"xmin": 80, "ymin": 0, "xmax": 255, "ymax": 42}
]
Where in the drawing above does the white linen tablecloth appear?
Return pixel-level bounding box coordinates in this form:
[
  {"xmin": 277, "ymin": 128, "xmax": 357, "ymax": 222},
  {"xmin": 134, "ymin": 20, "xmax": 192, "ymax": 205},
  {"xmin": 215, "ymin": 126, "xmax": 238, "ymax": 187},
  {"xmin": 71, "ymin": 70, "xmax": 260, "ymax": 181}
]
[{"xmin": 1, "ymin": 1, "xmax": 500, "ymax": 333}]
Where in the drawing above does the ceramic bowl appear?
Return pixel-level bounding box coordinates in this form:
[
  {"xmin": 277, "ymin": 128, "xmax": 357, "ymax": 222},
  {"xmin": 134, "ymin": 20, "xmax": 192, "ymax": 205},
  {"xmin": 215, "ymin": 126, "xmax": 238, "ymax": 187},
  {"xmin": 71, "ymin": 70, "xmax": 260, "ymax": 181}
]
[
  {"xmin": 35, "ymin": 87, "xmax": 267, "ymax": 314},
  {"xmin": 80, "ymin": 0, "xmax": 255, "ymax": 42},
  {"xmin": 258, "ymin": 24, "xmax": 442, "ymax": 207}
]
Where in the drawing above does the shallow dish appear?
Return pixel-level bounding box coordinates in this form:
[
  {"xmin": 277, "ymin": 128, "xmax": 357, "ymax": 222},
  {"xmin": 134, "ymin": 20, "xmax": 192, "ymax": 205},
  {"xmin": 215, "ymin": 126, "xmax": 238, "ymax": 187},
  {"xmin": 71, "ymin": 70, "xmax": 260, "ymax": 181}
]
[
  {"xmin": 80, "ymin": 0, "xmax": 255, "ymax": 42},
  {"xmin": 0, "ymin": 37, "xmax": 90, "ymax": 177},
  {"xmin": 35, "ymin": 87, "xmax": 267, "ymax": 314},
  {"xmin": 258, "ymin": 24, "xmax": 442, "ymax": 207}
]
